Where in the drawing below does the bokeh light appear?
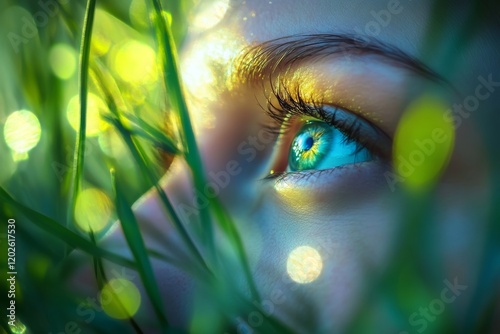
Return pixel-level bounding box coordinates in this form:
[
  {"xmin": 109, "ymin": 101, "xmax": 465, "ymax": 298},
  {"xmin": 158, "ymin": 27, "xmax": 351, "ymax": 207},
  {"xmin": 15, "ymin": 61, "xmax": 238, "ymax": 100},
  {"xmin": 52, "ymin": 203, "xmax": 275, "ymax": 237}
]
[
  {"xmin": 112, "ymin": 40, "xmax": 157, "ymax": 85},
  {"xmin": 4, "ymin": 109, "xmax": 41, "ymax": 154},
  {"xmin": 393, "ymin": 95, "xmax": 455, "ymax": 191},
  {"xmin": 1, "ymin": 6, "xmax": 38, "ymax": 52},
  {"xmin": 66, "ymin": 93, "xmax": 109, "ymax": 136},
  {"xmin": 181, "ymin": 30, "xmax": 244, "ymax": 131},
  {"xmin": 91, "ymin": 32, "xmax": 112, "ymax": 56},
  {"xmin": 98, "ymin": 129, "xmax": 128, "ymax": 159},
  {"xmin": 286, "ymin": 246, "xmax": 323, "ymax": 284},
  {"xmin": 191, "ymin": 0, "xmax": 230, "ymax": 30},
  {"xmin": 100, "ymin": 278, "xmax": 141, "ymax": 319},
  {"xmin": 9, "ymin": 320, "xmax": 27, "ymax": 334},
  {"xmin": 129, "ymin": 0, "xmax": 149, "ymax": 29},
  {"xmin": 48, "ymin": 44, "xmax": 77, "ymax": 80},
  {"xmin": 74, "ymin": 188, "xmax": 114, "ymax": 232}
]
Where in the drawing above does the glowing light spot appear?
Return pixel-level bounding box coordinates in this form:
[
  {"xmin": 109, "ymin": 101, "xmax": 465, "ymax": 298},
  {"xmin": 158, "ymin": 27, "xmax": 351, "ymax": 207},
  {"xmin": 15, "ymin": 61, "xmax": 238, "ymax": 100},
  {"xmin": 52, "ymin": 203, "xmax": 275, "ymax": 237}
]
[
  {"xmin": 287, "ymin": 246, "xmax": 323, "ymax": 284},
  {"xmin": 91, "ymin": 33, "xmax": 111, "ymax": 56},
  {"xmin": 66, "ymin": 93, "xmax": 109, "ymax": 137},
  {"xmin": 9, "ymin": 320, "xmax": 27, "ymax": 334},
  {"xmin": 191, "ymin": 0, "xmax": 229, "ymax": 30},
  {"xmin": 4, "ymin": 110, "xmax": 41, "ymax": 154},
  {"xmin": 98, "ymin": 129, "xmax": 127, "ymax": 158},
  {"xmin": 181, "ymin": 30, "xmax": 244, "ymax": 132},
  {"xmin": 100, "ymin": 279, "xmax": 141, "ymax": 319},
  {"xmin": 48, "ymin": 44, "xmax": 77, "ymax": 80},
  {"xmin": 163, "ymin": 11, "xmax": 173, "ymax": 27},
  {"xmin": 129, "ymin": 0, "xmax": 149, "ymax": 29},
  {"xmin": 393, "ymin": 95, "xmax": 455, "ymax": 191},
  {"xmin": 74, "ymin": 188, "xmax": 114, "ymax": 232},
  {"xmin": 113, "ymin": 40, "xmax": 157, "ymax": 85}
]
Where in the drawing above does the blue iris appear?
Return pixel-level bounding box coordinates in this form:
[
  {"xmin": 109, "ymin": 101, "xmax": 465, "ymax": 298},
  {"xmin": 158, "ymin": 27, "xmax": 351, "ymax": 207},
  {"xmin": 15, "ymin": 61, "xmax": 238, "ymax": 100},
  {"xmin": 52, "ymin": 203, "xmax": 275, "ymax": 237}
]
[{"xmin": 288, "ymin": 121, "xmax": 372, "ymax": 171}]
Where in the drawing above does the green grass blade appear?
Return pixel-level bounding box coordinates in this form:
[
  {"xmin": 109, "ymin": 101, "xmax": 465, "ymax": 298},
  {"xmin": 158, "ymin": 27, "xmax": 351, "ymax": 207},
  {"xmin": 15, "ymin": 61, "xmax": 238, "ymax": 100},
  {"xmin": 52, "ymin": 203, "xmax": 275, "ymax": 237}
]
[
  {"xmin": 92, "ymin": 61, "xmax": 212, "ymax": 274},
  {"xmin": 112, "ymin": 172, "xmax": 169, "ymax": 331},
  {"xmin": 124, "ymin": 113, "xmax": 180, "ymax": 155},
  {"xmin": 105, "ymin": 115, "xmax": 211, "ymax": 274},
  {"xmin": 90, "ymin": 231, "xmax": 145, "ymax": 334},
  {"xmin": 91, "ymin": 63, "xmax": 211, "ymax": 274},
  {"xmin": 211, "ymin": 199, "xmax": 261, "ymax": 302},
  {"xmin": 149, "ymin": 0, "xmax": 215, "ymax": 259},
  {"xmin": 67, "ymin": 0, "xmax": 97, "ymax": 232},
  {"xmin": 148, "ymin": 0, "xmax": 263, "ymax": 307},
  {"xmin": 0, "ymin": 319, "xmax": 14, "ymax": 334},
  {"xmin": 0, "ymin": 187, "xmax": 135, "ymax": 269},
  {"xmin": 89, "ymin": 230, "xmax": 106, "ymax": 289}
]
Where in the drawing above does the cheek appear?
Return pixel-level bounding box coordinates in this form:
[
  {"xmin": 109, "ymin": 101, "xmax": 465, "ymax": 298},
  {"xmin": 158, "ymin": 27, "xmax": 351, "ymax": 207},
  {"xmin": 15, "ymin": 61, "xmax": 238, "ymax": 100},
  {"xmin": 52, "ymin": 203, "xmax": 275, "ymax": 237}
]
[{"xmin": 243, "ymin": 164, "xmax": 399, "ymax": 331}]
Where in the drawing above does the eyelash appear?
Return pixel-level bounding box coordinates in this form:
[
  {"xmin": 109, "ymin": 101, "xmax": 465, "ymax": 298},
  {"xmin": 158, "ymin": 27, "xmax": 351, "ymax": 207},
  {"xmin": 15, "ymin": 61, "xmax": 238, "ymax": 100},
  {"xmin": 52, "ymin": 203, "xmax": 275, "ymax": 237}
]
[{"xmin": 263, "ymin": 84, "xmax": 390, "ymax": 160}]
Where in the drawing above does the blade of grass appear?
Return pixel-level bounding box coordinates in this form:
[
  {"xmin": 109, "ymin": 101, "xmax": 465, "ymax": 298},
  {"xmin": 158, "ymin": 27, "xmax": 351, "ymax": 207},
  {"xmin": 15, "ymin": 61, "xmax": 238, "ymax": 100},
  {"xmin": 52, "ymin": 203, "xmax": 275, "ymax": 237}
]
[
  {"xmin": 66, "ymin": 0, "xmax": 96, "ymax": 242},
  {"xmin": 124, "ymin": 113, "xmax": 180, "ymax": 155},
  {"xmin": 0, "ymin": 319, "xmax": 14, "ymax": 334},
  {"xmin": 90, "ymin": 60, "xmax": 211, "ymax": 275},
  {"xmin": 89, "ymin": 230, "xmax": 106, "ymax": 290},
  {"xmin": 211, "ymin": 199, "xmax": 261, "ymax": 302},
  {"xmin": 0, "ymin": 187, "xmax": 135, "ymax": 269},
  {"xmin": 105, "ymin": 115, "xmax": 212, "ymax": 275},
  {"xmin": 90, "ymin": 231, "xmax": 145, "ymax": 334},
  {"xmin": 149, "ymin": 0, "xmax": 215, "ymax": 260},
  {"xmin": 148, "ymin": 0, "xmax": 263, "ymax": 307},
  {"xmin": 112, "ymin": 171, "xmax": 169, "ymax": 331}
]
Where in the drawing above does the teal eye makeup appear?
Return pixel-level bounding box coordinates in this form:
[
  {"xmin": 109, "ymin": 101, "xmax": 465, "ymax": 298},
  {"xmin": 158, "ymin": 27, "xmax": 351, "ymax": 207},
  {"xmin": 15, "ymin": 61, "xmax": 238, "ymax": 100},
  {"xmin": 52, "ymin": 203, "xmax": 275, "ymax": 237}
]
[{"xmin": 289, "ymin": 120, "xmax": 372, "ymax": 172}]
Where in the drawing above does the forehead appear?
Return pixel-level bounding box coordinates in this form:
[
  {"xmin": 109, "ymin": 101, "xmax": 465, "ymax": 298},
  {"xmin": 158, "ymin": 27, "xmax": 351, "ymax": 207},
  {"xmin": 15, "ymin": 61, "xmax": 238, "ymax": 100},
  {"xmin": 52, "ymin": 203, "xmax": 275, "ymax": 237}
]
[
  {"xmin": 183, "ymin": 0, "xmax": 499, "ymax": 96},
  {"xmin": 191, "ymin": 0, "xmax": 433, "ymax": 54}
]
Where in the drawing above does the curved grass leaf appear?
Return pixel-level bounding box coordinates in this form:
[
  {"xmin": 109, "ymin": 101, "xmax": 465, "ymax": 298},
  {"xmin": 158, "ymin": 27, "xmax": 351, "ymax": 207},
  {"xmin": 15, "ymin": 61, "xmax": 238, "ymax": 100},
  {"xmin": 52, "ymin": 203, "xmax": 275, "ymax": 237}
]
[
  {"xmin": 112, "ymin": 173, "xmax": 169, "ymax": 331},
  {"xmin": 0, "ymin": 187, "xmax": 135, "ymax": 269},
  {"xmin": 149, "ymin": 0, "xmax": 215, "ymax": 260},
  {"xmin": 66, "ymin": 0, "xmax": 96, "ymax": 234},
  {"xmin": 105, "ymin": 115, "xmax": 211, "ymax": 275}
]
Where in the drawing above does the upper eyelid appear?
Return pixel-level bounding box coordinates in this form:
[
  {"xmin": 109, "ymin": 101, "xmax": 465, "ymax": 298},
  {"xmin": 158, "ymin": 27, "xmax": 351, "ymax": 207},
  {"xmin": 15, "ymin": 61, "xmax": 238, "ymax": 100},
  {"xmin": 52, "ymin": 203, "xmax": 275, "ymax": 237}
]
[
  {"xmin": 264, "ymin": 80, "xmax": 388, "ymax": 139},
  {"xmin": 262, "ymin": 83, "xmax": 393, "ymax": 161}
]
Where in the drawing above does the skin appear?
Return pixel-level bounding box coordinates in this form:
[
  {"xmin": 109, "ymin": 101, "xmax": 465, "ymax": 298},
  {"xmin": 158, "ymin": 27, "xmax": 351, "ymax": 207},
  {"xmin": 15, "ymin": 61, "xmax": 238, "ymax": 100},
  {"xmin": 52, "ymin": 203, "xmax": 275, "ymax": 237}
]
[{"xmin": 72, "ymin": 0, "xmax": 500, "ymax": 332}]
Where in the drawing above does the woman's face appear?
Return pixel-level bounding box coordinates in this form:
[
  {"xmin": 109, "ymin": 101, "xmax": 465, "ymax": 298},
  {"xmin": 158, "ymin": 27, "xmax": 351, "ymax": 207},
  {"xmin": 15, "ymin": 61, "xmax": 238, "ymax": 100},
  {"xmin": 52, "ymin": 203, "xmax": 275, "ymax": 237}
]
[{"xmin": 125, "ymin": 0, "xmax": 499, "ymax": 332}]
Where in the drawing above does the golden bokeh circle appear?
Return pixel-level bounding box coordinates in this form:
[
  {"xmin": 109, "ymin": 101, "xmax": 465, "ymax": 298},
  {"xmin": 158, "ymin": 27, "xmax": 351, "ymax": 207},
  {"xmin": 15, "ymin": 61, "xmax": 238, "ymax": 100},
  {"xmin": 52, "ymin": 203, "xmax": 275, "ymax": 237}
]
[{"xmin": 287, "ymin": 246, "xmax": 323, "ymax": 284}]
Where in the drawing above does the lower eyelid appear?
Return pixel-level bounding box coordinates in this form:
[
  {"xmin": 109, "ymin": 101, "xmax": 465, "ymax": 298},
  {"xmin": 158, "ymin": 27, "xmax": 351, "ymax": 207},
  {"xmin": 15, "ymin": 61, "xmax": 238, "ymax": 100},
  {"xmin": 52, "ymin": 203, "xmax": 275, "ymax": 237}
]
[{"xmin": 268, "ymin": 159, "xmax": 391, "ymax": 190}]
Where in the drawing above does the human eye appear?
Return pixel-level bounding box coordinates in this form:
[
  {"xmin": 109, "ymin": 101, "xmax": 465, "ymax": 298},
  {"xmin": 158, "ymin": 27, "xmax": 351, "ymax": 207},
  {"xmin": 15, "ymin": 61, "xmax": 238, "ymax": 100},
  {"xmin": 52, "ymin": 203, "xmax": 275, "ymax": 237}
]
[{"xmin": 264, "ymin": 85, "xmax": 392, "ymax": 180}]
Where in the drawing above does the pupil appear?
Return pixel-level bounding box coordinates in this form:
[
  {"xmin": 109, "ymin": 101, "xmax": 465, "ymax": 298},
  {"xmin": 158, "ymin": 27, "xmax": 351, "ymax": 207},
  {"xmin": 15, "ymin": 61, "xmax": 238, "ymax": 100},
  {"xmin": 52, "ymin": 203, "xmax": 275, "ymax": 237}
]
[{"xmin": 303, "ymin": 136, "xmax": 314, "ymax": 151}]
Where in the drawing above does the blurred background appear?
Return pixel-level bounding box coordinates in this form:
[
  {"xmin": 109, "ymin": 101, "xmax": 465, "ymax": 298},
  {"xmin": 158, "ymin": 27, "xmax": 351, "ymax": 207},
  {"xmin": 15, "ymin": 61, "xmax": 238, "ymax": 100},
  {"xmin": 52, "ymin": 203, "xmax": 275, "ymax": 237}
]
[
  {"xmin": 0, "ymin": 0, "xmax": 499, "ymax": 333},
  {"xmin": 0, "ymin": 0, "xmax": 197, "ymax": 332}
]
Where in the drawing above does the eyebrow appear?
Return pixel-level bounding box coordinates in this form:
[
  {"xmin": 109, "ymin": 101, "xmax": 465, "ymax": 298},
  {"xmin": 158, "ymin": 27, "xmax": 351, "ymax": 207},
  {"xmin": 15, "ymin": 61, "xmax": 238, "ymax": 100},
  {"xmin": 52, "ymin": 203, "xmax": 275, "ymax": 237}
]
[{"xmin": 232, "ymin": 33, "xmax": 451, "ymax": 89}]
